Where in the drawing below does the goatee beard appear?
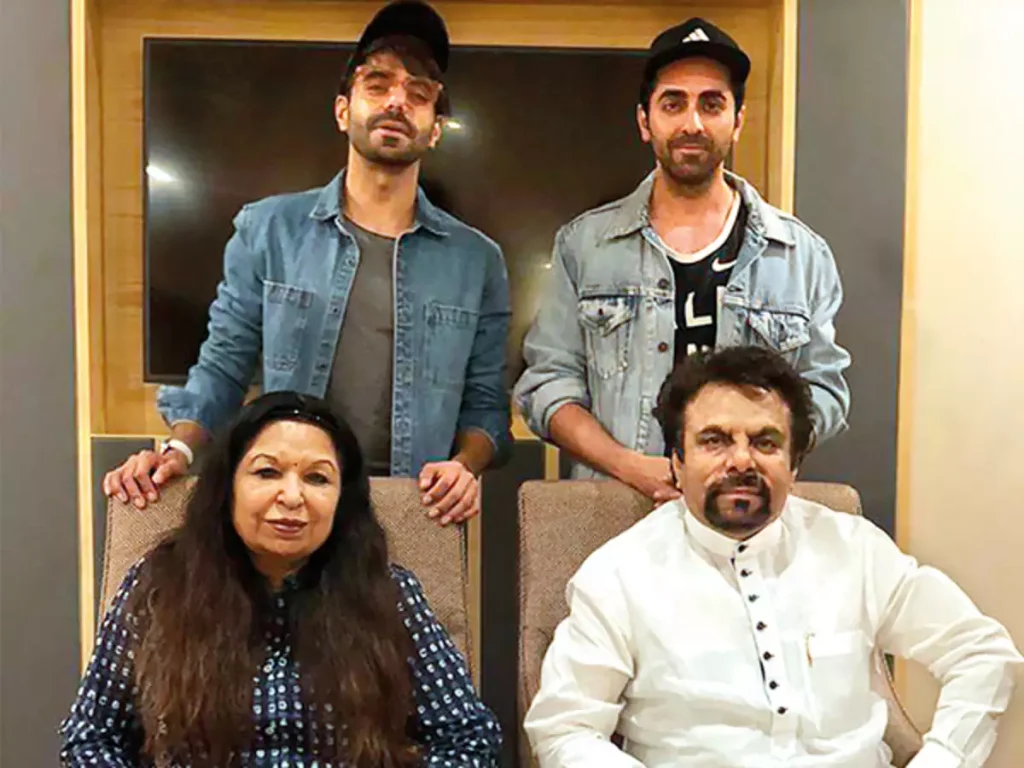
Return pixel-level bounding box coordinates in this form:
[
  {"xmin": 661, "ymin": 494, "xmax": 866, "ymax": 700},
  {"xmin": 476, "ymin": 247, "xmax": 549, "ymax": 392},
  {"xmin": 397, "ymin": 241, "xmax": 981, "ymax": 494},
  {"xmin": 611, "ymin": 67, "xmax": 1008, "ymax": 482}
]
[
  {"xmin": 658, "ymin": 137, "xmax": 731, "ymax": 191},
  {"xmin": 703, "ymin": 469, "xmax": 771, "ymax": 535}
]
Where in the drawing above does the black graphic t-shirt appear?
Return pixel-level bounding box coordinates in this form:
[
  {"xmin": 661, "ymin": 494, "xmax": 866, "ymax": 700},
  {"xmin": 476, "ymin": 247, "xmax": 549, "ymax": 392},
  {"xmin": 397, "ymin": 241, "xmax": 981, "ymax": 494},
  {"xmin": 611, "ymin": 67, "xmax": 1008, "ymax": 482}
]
[{"xmin": 666, "ymin": 198, "xmax": 748, "ymax": 362}]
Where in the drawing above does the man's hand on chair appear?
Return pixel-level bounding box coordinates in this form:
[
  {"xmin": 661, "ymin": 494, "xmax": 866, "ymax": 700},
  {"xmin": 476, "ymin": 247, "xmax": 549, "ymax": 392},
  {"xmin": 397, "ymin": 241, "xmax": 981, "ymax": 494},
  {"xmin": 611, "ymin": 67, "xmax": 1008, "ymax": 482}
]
[
  {"xmin": 418, "ymin": 460, "xmax": 480, "ymax": 527},
  {"xmin": 102, "ymin": 448, "xmax": 189, "ymax": 509}
]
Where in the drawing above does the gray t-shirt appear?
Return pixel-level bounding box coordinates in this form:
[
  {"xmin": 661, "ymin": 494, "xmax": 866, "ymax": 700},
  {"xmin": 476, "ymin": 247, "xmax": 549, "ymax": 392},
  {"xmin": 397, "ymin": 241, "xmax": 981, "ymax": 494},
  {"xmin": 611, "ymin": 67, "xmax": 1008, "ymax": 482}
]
[{"xmin": 326, "ymin": 218, "xmax": 395, "ymax": 476}]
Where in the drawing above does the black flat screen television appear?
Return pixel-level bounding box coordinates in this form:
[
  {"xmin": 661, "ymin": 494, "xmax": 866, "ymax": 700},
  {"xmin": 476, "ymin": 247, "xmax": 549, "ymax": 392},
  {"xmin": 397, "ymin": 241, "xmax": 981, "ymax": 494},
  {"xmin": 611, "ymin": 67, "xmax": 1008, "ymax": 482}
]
[{"xmin": 143, "ymin": 38, "xmax": 654, "ymax": 384}]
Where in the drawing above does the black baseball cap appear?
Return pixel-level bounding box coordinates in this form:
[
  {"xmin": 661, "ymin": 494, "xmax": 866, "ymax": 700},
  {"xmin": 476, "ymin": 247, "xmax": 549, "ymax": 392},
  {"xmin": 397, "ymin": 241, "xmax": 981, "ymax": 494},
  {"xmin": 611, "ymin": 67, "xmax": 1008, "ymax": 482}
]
[
  {"xmin": 642, "ymin": 17, "xmax": 751, "ymax": 98},
  {"xmin": 352, "ymin": 0, "xmax": 450, "ymax": 74}
]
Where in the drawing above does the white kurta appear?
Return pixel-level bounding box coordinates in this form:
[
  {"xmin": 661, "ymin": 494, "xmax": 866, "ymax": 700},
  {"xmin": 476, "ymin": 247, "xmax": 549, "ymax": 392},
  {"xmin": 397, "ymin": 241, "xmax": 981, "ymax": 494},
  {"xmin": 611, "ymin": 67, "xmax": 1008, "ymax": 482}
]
[{"xmin": 524, "ymin": 497, "xmax": 1022, "ymax": 767}]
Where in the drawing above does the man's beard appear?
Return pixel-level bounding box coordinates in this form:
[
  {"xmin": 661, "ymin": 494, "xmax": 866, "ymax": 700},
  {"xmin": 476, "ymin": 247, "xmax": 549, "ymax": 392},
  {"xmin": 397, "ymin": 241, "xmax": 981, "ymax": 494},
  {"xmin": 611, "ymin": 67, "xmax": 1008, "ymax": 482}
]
[
  {"xmin": 348, "ymin": 109, "xmax": 429, "ymax": 167},
  {"xmin": 703, "ymin": 469, "xmax": 772, "ymax": 535},
  {"xmin": 655, "ymin": 133, "xmax": 732, "ymax": 189}
]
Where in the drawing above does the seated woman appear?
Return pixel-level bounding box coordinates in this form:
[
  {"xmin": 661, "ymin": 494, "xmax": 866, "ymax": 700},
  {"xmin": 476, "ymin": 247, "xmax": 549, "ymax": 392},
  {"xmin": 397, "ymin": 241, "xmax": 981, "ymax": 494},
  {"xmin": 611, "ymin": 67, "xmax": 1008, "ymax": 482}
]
[{"xmin": 60, "ymin": 391, "xmax": 501, "ymax": 767}]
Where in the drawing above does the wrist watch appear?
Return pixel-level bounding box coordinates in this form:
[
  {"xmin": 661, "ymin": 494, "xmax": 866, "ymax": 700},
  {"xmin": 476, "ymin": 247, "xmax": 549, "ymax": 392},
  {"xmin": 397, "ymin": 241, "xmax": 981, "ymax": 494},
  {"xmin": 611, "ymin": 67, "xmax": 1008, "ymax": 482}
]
[{"xmin": 159, "ymin": 438, "xmax": 194, "ymax": 467}]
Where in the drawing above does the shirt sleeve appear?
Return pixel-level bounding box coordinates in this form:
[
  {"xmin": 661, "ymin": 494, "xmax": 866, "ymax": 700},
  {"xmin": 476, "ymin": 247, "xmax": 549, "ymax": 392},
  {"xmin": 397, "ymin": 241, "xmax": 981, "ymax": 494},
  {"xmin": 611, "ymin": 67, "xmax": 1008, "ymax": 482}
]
[
  {"xmin": 156, "ymin": 204, "xmax": 264, "ymax": 434},
  {"xmin": 392, "ymin": 566, "xmax": 502, "ymax": 767},
  {"xmin": 455, "ymin": 242, "xmax": 513, "ymax": 468},
  {"xmin": 522, "ymin": 563, "xmax": 644, "ymax": 768},
  {"xmin": 866, "ymin": 525, "xmax": 1024, "ymax": 768},
  {"xmin": 59, "ymin": 563, "xmax": 146, "ymax": 767},
  {"xmin": 513, "ymin": 224, "xmax": 592, "ymax": 440},
  {"xmin": 797, "ymin": 235, "xmax": 851, "ymax": 446}
]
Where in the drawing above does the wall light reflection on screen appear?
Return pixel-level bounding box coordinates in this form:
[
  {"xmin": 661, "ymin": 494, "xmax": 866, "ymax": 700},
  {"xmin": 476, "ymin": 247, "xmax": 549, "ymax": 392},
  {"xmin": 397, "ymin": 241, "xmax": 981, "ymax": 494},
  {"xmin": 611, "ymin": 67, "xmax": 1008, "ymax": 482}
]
[{"xmin": 146, "ymin": 164, "xmax": 177, "ymax": 184}]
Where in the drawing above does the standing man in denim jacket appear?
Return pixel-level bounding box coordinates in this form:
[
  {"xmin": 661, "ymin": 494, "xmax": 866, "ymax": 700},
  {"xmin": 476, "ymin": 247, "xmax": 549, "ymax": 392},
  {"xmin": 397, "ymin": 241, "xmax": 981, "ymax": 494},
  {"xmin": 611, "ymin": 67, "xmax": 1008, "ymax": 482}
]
[
  {"xmin": 515, "ymin": 18, "xmax": 849, "ymax": 502},
  {"xmin": 104, "ymin": 0, "xmax": 511, "ymax": 526}
]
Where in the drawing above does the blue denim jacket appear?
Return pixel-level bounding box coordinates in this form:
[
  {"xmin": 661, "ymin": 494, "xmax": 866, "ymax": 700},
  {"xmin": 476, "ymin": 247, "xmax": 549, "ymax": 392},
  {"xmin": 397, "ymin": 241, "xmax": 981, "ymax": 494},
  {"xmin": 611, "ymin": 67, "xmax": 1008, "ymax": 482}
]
[
  {"xmin": 157, "ymin": 170, "xmax": 512, "ymax": 475},
  {"xmin": 514, "ymin": 172, "xmax": 850, "ymax": 476}
]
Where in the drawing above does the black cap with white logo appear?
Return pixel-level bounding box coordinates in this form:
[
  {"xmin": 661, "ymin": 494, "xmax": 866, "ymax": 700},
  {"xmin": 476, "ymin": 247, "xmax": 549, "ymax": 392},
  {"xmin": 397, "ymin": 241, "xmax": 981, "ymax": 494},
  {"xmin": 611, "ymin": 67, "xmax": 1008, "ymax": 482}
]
[
  {"xmin": 642, "ymin": 17, "xmax": 751, "ymax": 97},
  {"xmin": 353, "ymin": 0, "xmax": 450, "ymax": 73}
]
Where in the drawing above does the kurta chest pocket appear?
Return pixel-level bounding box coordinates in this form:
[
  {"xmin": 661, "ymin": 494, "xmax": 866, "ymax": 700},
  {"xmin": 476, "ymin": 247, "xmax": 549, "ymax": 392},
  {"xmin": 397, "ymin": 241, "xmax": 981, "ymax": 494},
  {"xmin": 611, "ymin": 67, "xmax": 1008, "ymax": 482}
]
[
  {"xmin": 804, "ymin": 630, "xmax": 873, "ymax": 736},
  {"xmin": 577, "ymin": 295, "xmax": 637, "ymax": 379},
  {"xmin": 263, "ymin": 280, "xmax": 316, "ymax": 372}
]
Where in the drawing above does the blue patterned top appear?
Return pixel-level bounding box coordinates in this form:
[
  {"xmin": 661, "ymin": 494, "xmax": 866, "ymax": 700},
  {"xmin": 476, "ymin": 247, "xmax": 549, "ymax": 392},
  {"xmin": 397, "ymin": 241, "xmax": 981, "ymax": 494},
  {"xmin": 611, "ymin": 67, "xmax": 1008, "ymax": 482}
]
[{"xmin": 59, "ymin": 562, "xmax": 501, "ymax": 767}]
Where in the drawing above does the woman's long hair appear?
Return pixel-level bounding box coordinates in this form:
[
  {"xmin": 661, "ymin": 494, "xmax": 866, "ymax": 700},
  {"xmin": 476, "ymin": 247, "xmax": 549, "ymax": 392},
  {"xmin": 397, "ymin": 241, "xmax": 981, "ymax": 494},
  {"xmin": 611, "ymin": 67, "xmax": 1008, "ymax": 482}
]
[{"xmin": 127, "ymin": 392, "xmax": 417, "ymax": 767}]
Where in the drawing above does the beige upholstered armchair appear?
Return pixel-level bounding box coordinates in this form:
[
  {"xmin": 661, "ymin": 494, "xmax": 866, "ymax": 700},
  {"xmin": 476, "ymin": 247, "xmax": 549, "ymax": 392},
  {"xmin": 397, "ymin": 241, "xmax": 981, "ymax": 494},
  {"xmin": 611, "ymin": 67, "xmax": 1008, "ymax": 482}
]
[
  {"xmin": 517, "ymin": 479, "xmax": 924, "ymax": 768},
  {"xmin": 100, "ymin": 476, "xmax": 475, "ymax": 675}
]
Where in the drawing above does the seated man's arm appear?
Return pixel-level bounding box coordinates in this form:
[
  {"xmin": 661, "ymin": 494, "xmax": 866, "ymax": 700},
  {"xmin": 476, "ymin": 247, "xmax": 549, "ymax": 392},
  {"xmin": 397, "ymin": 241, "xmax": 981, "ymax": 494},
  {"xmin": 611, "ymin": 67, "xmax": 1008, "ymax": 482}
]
[
  {"xmin": 868, "ymin": 525, "xmax": 1024, "ymax": 767},
  {"xmin": 797, "ymin": 236, "xmax": 851, "ymax": 447},
  {"xmin": 524, "ymin": 566, "xmax": 644, "ymax": 768}
]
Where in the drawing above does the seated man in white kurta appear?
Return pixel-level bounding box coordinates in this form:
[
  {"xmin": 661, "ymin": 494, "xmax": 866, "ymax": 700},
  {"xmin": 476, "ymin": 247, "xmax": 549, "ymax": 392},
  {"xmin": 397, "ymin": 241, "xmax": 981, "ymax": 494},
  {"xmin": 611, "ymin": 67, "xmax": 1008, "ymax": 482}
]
[{"xmin": 524, "ymin": 345, "xmax": 1022, "ymax": 768}]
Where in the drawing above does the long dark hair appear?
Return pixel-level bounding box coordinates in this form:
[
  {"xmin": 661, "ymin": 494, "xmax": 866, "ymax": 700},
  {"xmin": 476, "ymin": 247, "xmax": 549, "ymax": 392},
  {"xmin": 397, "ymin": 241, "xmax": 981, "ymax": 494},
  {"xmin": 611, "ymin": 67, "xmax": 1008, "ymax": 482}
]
[{"xmin": 127, "ymin": 392, "xmax": 417, "ymax": 767}]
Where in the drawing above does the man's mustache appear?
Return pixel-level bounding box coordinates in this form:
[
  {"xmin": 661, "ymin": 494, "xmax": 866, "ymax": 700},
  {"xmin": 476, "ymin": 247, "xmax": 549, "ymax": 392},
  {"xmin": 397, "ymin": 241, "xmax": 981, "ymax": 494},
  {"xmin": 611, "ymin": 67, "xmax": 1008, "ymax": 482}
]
[
  {"xmin": 709, "ymin": 470, "xmax": 767, "ymax": 497},
  {"xmin": 369, "ymin": 111, "xmax": 415, "ymax": 136},
  {"xmin": 669, "ymin": 134, "xmax": 712, "ymax": 151}
]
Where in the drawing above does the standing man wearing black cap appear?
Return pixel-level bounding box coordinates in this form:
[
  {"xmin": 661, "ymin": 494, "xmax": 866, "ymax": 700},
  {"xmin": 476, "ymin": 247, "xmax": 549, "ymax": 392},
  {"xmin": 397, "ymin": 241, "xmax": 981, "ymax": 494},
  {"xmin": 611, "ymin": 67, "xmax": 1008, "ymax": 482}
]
[
  {"xmin": 515, "ymin": 17, "xmax": 850, "ymax": 500},
  {"xmin": 105, "ymin": 0, "xmax": 512, "ymax": 528}
]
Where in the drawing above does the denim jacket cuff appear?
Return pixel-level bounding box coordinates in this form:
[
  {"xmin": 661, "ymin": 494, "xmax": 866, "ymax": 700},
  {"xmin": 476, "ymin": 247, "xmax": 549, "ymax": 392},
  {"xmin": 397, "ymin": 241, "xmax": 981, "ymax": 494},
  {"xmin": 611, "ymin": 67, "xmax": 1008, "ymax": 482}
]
[
  {"xmin": 528, "ymin": 380, "xmax": 589, "ymax": 440},
  {"xmin": 456, "ymin": 415, "xmax": 512, "ymax": 468},
  {"xmin": 156, "ymin": 387, "xmax": 217, "ymax": 435}
]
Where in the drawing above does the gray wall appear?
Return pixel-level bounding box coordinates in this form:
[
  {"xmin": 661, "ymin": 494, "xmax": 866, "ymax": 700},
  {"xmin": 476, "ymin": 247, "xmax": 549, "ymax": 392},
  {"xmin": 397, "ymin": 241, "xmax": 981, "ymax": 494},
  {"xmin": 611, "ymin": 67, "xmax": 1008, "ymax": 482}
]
[
  {"xmin": 795, "ymin": 0, "xmax": 908, "ymax": 535},
  {"xmin": 0, "ymin": 0, "xmax": 82, "ymax": 764}
]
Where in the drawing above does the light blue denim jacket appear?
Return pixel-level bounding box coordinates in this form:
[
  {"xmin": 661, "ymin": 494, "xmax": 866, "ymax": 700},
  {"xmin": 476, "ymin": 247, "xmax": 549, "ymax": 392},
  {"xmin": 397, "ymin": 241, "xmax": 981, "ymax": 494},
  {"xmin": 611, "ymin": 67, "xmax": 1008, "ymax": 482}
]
[
  {"xmin": 514, "ymin": 172, "xmax": 850, "ymax": 476},
  {"xmin": 157, "ymin": 170, "xmax": 512, "ymax": 476}
]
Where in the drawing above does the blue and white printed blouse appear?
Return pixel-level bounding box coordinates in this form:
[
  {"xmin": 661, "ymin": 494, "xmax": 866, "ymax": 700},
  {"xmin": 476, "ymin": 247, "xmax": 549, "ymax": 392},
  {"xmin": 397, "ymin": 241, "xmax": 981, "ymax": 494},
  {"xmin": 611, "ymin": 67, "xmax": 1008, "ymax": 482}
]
[{"xmin": 59, "ymin": 562, "xmax": 501, "ymax": 767}]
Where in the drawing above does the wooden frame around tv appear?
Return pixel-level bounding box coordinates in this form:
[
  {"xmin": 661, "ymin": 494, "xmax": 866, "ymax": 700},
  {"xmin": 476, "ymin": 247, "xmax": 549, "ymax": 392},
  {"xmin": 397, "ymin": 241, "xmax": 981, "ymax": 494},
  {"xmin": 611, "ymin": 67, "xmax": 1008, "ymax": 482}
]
[
  {"xmin": 72, "ymin": 0, "xmax": 797, "ymax": 655},
  {"xmin": 78, "ymin": 0, "xmax": 796, "ymax": 437}
]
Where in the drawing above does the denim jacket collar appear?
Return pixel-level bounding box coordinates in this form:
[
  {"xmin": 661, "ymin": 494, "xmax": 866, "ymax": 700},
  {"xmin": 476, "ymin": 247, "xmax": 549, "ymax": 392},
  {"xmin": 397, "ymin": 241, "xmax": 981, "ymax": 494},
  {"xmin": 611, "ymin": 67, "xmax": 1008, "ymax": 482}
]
[
  {"xmin": 730, "ymin": 172, "xmax": 795, "ymax": 247},
  {"xmin": 602, "ymin": 171, "xmax": 654, "ymax": 240},
  {"xmin": 602, "ymin": 169, "xmax": 795, "ymax": 248},
  {"xmin": 309, "ymin": 168, "xmax": 450, "ymax": 238}
]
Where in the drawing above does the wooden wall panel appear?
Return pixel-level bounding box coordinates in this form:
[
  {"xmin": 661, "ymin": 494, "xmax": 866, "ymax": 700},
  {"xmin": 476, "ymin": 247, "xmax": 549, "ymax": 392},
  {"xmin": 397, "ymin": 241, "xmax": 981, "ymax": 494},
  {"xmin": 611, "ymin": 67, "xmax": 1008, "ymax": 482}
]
[
  {"xmin": 94, "ymin": 0, "xmax": 781, "ymax": 436},
  {"xmin": 765, "ymin": 0, "xmax": 796, "ymax": 212},
  {"xmin": 86, "ymin": 0, "xmax": 108, "ymax": 433}
]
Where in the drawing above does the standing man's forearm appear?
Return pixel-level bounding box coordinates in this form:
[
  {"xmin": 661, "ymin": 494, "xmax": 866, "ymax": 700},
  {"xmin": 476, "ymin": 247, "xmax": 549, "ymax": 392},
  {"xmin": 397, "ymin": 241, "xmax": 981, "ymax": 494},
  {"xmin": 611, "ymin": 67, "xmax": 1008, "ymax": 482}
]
[
  {"xmin": 167, "ymin": 421, "xmax": 211, "ymax": 453},
  {"xmin": 548, "ymin": 403, "xmax": 632, "ymax": 478},
  {"xmin": 548, "ymin": 404, "xmax": 679, "ymax": 501},
  {"xmin": 452, "ymin": 429, "xmax": 495, "ymax": 477}
]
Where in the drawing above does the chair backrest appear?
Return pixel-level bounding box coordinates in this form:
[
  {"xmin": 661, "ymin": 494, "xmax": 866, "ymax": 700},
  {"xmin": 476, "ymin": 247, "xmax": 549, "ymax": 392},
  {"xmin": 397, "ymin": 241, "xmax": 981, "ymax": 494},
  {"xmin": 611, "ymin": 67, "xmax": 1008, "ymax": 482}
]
[
  {"xmin": 101, "ymin": 476, "xmax": 473, "ymax": 672},
  {"xmin": 517, "ymin": 479, "xmax": 922, "ymax": 767}
]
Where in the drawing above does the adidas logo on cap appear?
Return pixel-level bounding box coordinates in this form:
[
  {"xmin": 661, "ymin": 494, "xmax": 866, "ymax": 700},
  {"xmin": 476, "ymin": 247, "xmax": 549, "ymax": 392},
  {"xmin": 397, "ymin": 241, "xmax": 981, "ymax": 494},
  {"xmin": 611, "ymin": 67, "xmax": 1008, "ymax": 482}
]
[{"xmin": 682, "ymin": 28, "xmax": 710, "ymax": 43}]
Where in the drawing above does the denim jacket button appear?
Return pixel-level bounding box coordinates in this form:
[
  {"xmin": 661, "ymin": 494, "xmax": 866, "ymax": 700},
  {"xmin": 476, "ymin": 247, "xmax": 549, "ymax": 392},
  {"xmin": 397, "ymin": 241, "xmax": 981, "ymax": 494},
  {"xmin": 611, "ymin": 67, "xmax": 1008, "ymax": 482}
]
[
  {"xmin": 658, "ymin": 341, "xmax": 669, "ymax": 353},
  {"xmin": 657, "ymin": 278, "xmax": 670, "ymax": 290}
]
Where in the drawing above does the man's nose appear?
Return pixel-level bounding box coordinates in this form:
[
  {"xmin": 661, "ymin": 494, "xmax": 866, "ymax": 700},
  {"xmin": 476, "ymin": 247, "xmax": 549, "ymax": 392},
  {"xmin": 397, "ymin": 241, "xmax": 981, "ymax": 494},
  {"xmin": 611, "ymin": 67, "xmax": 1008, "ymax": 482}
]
[
  {"xmin": 681, "ymin": 104, "xmax": 705, "ymax": 134},
  {"xmin": 725, "ymin": 439, "xmax": 753, "ymax": 473}
]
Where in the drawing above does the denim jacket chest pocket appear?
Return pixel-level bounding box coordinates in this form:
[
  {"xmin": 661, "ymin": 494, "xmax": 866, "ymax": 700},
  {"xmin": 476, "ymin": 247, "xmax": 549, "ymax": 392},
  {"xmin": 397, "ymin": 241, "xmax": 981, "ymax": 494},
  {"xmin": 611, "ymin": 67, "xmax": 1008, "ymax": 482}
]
[
  {"xmin": 577, "ymin": 294, "xmax": 638, "ymax": 379},
  {"xmin": 263, "ymin": 279, "xmax": 317, "ymax": 372},
  {"xmin": 726, "ymin": 295, "xmax": 811, "ymax": 361},
  {"xmin": 423, "ymin": 301, "xmax": 478, "ymax": 390}
]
